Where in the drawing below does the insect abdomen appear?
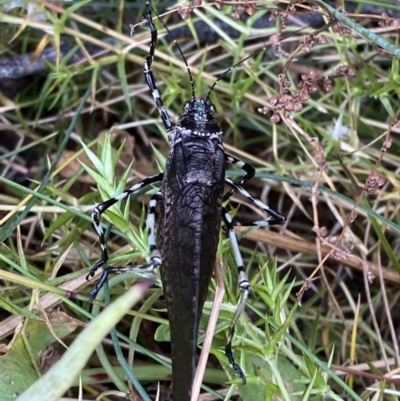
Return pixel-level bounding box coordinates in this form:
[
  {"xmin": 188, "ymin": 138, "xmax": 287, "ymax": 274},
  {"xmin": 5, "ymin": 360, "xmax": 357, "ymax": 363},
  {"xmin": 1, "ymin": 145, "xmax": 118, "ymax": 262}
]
[{"xmin": 158, "ymin": 135, "xmax": 224, "ymax": 400}]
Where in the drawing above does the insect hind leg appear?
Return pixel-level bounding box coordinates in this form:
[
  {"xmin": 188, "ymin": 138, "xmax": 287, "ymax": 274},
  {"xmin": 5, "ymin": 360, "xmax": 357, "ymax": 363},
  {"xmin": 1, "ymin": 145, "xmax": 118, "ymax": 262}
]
[
  {"xmin": 221, "ymin": 177, "xmax": 286, "ymax": 381},
  {"xmin": 222, "ymin": 207, "xmax": 249, "ymax": 384}
]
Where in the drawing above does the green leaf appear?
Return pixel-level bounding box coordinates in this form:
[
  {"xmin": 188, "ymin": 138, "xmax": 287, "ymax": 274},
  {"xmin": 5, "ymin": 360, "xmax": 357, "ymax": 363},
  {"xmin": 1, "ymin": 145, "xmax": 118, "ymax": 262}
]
[
  {"xmin": 303, "ymin": 352, "xmax": 327, "ymax": 389},
  {"xmin": 0, "ymin": 296, "xmax": 41, "ymax": 320},
  {"xmin": 18, "ymin": 279, "xmax": 154, "ymax": 401},
  {"xmin": 117, "ymin": 56, "xmax": 132, "ymax": 116},
  {"xmin": 43, "ymin": 211, "xmax": 75, "ymax": 242},
  {"xmin": 236, "ymin": 354, "xmax": 306, "ymax": 401},
  {"xmin": 154, "ymin": 323, "xmax": 170, "ymax": 342},
  {"xmin": 102, "ymin": 132, "xmax": 115, "ymax": 185},
  {"xmin": 0, "ymin": 311, "xmax": 82, "ymax": 401},
  {"xmin": 80, "ymin": 163, "xmax": 113, "ymax": 195},
  {"xmin": 79, "ymin": 140, "xmax": 104, "ymax": 175}
]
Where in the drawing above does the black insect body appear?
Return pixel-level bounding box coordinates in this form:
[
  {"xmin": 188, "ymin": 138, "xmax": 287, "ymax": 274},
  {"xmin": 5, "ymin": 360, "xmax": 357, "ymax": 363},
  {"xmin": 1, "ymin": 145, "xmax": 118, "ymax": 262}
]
[
  {"xmin": 158, "ymin": 99, "xmax": 225, "ymax": 401},
  {"xmin": 87, "ymin": 3, "xmax": 286, "ymax": 400}
]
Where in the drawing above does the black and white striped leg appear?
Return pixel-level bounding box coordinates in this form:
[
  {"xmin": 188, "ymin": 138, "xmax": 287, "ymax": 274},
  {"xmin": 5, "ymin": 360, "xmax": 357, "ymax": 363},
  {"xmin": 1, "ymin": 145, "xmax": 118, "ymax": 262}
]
[
  {"xmin": 223, "ymin": 153, "xmax": 255, "ymax": 203},
  {"xmin": 225, "ymin": 178, "xmax": 286, "ymax": 227},
  {"xmin": 143, "ymin": 5, "xmax": 173, "ymax": 135},
  {"xmin": 222, "ymin": 207, "xmax": 249, "ymax": 384},
  {"xmin": 87, "ymin": 173, "xmax": 163, "ymax": 302},
  {"xmin": 106, "ymin": 192, "xmax": 163, "ymax": 275},
  {"xmin": 89, "ymin": 193, "xmax": 163, "ymax": 302},
  {"xmin": 222, "ymin": 176, "xmax": 285, "ymax": 380},
  {"xmin": 143, "ymin": 2, "xmax": 196, "ymax": 141}
]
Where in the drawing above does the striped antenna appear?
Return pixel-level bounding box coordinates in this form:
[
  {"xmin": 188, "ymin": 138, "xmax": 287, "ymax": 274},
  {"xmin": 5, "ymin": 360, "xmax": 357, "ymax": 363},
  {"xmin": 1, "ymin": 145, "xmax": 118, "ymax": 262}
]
[{"xmin": 206, "ymin": 26, "xmax": 307, "ymax": 102}]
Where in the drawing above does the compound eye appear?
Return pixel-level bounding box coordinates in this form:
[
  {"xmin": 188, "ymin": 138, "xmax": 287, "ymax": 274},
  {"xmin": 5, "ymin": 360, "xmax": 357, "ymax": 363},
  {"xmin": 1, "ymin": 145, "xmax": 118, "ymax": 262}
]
[
  {"xmin": 209, "ymin": 104, "xmax": 216, "ymax": 116},
  {"xmin": 183, "ymin": 101, "xmax": 190, "ymax": 111}
]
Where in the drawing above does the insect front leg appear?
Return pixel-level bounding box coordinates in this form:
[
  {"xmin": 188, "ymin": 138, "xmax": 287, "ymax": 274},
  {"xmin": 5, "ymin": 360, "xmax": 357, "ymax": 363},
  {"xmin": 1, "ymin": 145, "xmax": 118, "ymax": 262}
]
[
  {"xmin": 143, "ymin": 3, "xmax": 174, "ymax": 136},
  {"xmin": 88, "ymin": 173, "xmax": 163, "ymax": 302}
]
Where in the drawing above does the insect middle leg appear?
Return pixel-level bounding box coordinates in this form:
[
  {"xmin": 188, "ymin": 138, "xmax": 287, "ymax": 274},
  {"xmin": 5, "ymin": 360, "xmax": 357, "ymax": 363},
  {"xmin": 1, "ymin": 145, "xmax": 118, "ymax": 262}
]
[
  {"xmin": 87, "ymin": 173, "xmax": 163, "ymax": 302},
  {"xmin": 225, "ymin": 177, "xmax": 286, "ymax": 226},
  {"xmin": 224, "ymin": 153, "xmax": 286, "ymax": 227},
  {"xmin": 104, "ymin": 192, "xmax": 163, "ymax": 273}
]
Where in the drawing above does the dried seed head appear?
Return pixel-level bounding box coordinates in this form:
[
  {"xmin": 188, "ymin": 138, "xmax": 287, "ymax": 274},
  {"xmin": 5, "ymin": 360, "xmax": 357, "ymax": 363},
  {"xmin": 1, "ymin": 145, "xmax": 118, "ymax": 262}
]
[
  {"xmin": 285, "ymin": 101, "xmax": 295, "ymax": 111},
  {"xmin": 279, "ymin": 94, "xmax": 290, "ymax": 104},
  {"xmin": 300, "ymin": 90, "xmax": 310, "ymax": 102},
  {"xmin": 280, "ymin": 12, "xmax": 288, "ymax": 26},
  {"xmin": 325, "ymin": 236, "xmax": 351, "ymax": 261},
  {"xmin": 269, "ymin": 95, "xmax": 279, "ymax": 106},
  {"xmin": 231, "ymin": 10, "xmax": 240, "ymax": 20},
  {"xmin": 214, "ymin": 1, "xmax": 222, "ymax": 9},
  {"xmin": 300, "ymin": 35, "xmax": 315, "ymax": 53},
  {"xmin": 332, "ymin": 246, "xmax": 350, "ymax": 261},
  {"xmin": 326, "ymin": 235, "xmax": 338, "ymax": 245},
  {"xmin": 308, "ymin": 70, "xmax": 318, "ymax": 80},
  {"xmin": 269, "ymin": 33, "xmax": 280, "ymax": 46},
  {"xmin": 284, "ymin": 112, "xmax": 294, "ymax": 121},
  {"xmin": 317, "ymin": 226, "xmax": 329, "ymax": 237},
  {"xmin": 347, "ymin": 68, "xmax": 356, "ymax": 78},
  {"xmin": 365, "ymin": 173, "xmax": 385, "ymax": 194},
  {"xmin": 333, "ymin": 21, "xmax": 351, "ymax": 35},
  {"xmin": 177, "ymin": 6, "xmax": 190, "ymax": 19},
  {"xmin": 378, "ymin": 12, "xmax": 398, "ymax": 27},
  {"xmin": 245, "ymin": 2, "xmax": 256, "ymax": 16},
  {"xmin": 310, "ymin": 138, "xmax": 326, "ymax": 170},
  {"xmin": 294, "ymin": 102, "xmax": 303, "ymax": 112},
  {"xmin": 347, "ymin": 210, "xmax": 357, "ymax": 225},
  {"xmin": 269, "ymin": 9, "xmax": 279, "ymax": 21},
  {"xmin": 367, "ymin": 271, "xmax": 375, "ymax": 283},
  {"xmin": 336, "ymin": 65, "xmax": 356, "ymax": 79},
  {"xmin": 323, "ymin": 76, "xmax": 333, "ymax": 92},
  {"xmin": 283, "ymin": 78, "xmax": 291, "ymax": 88},
  {"xmin": 337, "ymin": 65, "xmax": 348, "ymax": 76},
  {"xmin": 270, "ymin": 113, "xmax": 280, "ymax": 124},
  {"xmin": 291, "ymin": 90, "xmax": 299, "ymax": 100},
  {"xmin": 309, "ymin": 83, "xmax": 319, "ymax": 93},
  {"xmin": 311, "ymin": 4, "xmax": 319, "ymax": 13},
  {"xmin": 381, "ymin": 138, "xmax": 393, "ymax": 151}
]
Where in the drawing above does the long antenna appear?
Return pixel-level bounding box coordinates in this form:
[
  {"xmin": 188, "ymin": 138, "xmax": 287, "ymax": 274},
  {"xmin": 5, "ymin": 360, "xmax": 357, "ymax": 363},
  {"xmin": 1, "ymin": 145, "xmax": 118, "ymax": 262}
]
[
  {"xmin": 147, "ymin": 2, "xmax": 196, "ymax": 100},
  {"xmin": 206, "ymin": 26, "xmax": 307, "ymax": 102}
]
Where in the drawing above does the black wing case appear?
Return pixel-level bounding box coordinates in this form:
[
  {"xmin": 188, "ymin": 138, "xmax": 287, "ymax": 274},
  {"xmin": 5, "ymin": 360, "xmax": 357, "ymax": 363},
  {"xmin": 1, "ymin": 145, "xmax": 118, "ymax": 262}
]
[{"xmin": 158, "ymin": 129, "xmax": 225, "ymax": 401}]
